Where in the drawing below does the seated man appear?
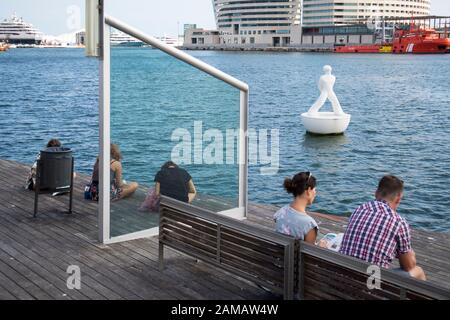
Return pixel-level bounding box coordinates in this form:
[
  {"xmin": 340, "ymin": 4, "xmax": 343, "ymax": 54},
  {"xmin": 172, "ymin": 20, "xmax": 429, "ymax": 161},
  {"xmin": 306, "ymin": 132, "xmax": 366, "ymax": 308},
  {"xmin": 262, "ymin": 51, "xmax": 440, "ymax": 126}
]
[{"xmin": 339, "ymin": 175, "xmax": 426, "ymax": 280}]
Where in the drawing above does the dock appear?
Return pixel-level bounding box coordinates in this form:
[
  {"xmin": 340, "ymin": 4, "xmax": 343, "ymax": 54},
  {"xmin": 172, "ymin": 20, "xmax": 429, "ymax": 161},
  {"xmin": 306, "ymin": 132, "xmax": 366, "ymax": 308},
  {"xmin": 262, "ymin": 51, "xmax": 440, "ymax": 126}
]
[{"xmin": 0, "ymin": 158, "xmax": 449, "ymax": 300}]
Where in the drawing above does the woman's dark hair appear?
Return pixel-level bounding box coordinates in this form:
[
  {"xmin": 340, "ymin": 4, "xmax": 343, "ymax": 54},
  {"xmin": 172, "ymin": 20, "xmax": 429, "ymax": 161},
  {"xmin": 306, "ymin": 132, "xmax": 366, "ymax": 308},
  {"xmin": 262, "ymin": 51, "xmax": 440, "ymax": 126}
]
[
  {"xmin": 162, "ymin": 161, "xmax": 178, "ymax": 170},
  {"xmin": 46, "ymin": 139, "xmax": 61, "ymax": 148},
  {"xmin": 283, "ymin": 172, "xmax": 316, "ymax": 197}
]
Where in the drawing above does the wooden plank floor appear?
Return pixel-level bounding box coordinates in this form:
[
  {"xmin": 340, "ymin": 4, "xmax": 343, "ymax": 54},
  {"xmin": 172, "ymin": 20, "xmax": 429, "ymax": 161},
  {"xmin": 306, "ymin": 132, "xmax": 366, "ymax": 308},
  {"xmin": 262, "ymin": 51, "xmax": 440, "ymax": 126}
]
[
  {"xmin": 0, "ymin": 159, "xmax": 449, "ymax": 300},
  {"xmin": 0, "ymin": 159, "xmax": 275, "ymax": 300}
]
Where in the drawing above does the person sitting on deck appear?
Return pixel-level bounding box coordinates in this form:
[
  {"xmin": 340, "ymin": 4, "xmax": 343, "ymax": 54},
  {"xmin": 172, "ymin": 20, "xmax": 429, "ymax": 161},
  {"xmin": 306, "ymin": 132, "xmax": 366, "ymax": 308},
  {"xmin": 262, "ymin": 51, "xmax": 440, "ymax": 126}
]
[
  {"xmin": 154, "ymin": 161, "xmax": 196, "ymax": 203},
  {"xmin": 91, "ymin": 143, "xmax": 138, "ymax": 201},
  {"xmin": 25, "ymin": 138, "xmax": 63, "ymax": 191},
  {"xmin": 339, "ymin": 175, "xmax": 426, "ymax": 280},
  {"xmin": 273, "ymin": 172, "xmax": 320, "ymax": 244}
]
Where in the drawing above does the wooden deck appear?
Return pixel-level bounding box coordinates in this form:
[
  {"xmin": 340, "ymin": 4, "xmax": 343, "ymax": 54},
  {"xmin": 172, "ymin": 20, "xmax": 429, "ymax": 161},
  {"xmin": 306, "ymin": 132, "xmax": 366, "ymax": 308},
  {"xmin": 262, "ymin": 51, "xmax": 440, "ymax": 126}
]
[{"xmin": 0, "ymin": 158, "xmax": 449, "ymax": 300}]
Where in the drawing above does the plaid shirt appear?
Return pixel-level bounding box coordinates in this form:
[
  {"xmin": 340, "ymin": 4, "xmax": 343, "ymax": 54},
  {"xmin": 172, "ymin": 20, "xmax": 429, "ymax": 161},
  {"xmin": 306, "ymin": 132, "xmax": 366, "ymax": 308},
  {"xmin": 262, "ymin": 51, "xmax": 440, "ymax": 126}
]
[{"xmin": 339, "ymin": 200, "xmax": 412, "ymax": 268}]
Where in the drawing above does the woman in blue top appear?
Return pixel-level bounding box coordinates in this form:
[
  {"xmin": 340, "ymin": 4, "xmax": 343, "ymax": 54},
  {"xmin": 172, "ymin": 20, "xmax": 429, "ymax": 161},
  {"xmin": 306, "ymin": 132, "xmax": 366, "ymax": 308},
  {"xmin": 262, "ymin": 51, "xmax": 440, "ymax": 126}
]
[{"xmin": 274, "ymin": 171, "xmax": 319, "ymax": 243}]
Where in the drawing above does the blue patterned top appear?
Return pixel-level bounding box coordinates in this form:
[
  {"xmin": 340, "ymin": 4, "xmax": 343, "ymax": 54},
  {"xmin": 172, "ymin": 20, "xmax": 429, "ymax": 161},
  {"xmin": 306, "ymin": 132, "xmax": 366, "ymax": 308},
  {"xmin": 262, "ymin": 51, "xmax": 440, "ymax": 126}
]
[{"xmin": 274, "ymin": 205, "xmax": 319, "ymax": 240}]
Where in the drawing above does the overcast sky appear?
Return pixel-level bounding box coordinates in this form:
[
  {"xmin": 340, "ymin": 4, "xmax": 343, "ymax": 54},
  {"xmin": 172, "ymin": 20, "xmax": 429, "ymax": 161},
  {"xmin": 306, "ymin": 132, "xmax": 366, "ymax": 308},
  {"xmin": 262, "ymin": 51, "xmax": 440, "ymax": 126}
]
[{"xmin": 0, "ymin": 0, "xmax": 449, "ymax": 36}]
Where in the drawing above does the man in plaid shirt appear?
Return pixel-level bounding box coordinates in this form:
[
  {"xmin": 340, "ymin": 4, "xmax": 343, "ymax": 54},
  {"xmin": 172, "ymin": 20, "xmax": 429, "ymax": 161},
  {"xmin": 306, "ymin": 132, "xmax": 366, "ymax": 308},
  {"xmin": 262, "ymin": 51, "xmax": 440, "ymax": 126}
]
[{"xmin": 339, "ymin": 175, "xmax": 426, "ymax": 280}]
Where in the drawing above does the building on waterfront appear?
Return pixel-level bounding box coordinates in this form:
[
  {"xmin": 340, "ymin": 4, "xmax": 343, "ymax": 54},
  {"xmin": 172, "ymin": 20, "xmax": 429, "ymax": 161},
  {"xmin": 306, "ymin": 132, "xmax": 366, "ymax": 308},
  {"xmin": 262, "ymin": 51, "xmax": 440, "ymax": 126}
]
[
  {"xmin": 211, "ymin": 0, "xmax": 303, "ymax": 47},
  {"xmin": 302, "ymin": 0, "xmax": 431, "ymax": 45},
  {"xmin": 302, "ymin": 0, "xmax": 431, "ymax": 27},
  {"xmin": 184, "ymin": 28, "xmax": 220, "ymax": 47},
  {"xmin": 76, "ymin": 31, "xmax": 86, "ymax": 46},
  {"xmin": 184, "ymin": 24, "xmax": 197, "ymax": 35},
  {"xmin": 204, "ymin": 0, "xmax": 432, "ymax": 48}
]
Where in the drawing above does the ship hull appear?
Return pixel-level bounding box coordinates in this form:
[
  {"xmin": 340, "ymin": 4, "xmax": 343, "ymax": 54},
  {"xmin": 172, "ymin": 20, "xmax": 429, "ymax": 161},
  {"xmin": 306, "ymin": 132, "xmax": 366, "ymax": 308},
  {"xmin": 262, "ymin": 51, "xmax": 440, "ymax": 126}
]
[
  {"xmin": 393, "ymin": 40, "xmax": 450, "ymax": 54},
  {"xmin": 110, "ymin": 41, "xmax": 144, "ymax": 47},
  {"xmin": 334, "ymin": 44, "xmax": 392, "ymax": 53},
  {"xmin": 0, "ymin": 36, "xmax": 42, "ymax": 45}
]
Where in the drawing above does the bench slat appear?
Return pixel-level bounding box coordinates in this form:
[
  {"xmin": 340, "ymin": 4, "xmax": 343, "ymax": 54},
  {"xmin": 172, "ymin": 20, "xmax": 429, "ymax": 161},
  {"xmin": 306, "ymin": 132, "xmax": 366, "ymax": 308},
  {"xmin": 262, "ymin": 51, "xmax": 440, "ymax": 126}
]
[
  {"xmin": 220, "ymin": 238, "xmax": 284, "ymax": 266},
  {"xmin": 163, "ymin": 210, "xmax": 217, "ymax": 235},
  {"xmin": 304, "ymin": 255, "xmax": 404, "ymax": 297},
  {"xmin": 161, "ymin": 218, "xmax": 218, "ymax": 247},
  {"xmin": 160, "ymin": 235, "xmax": 217, "ymax": 261},
  {"xmin": 221, "ymin": 227, "xmax": 285, "ymax": 258}
]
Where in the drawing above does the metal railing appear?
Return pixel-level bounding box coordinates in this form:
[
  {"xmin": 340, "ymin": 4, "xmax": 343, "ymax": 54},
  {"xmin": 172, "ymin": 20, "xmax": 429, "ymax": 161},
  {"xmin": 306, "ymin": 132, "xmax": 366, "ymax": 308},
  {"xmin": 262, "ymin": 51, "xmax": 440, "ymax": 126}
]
[{"xmin": 98, "ymin": 7, "xmax": 249, "ymax": 244}]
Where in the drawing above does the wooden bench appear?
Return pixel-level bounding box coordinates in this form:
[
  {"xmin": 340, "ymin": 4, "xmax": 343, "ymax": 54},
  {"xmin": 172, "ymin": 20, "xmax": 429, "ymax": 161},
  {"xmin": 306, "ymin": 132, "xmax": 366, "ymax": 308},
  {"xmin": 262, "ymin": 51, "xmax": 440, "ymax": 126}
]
[
  {"xmin": 299, "ymin": 242, "xmax": 450, "ymax": 300},
  {"xmin": 158, "ymin": 196, "xmax": 450, "ymax": 300},
  {"xmin": 158, "ymin": 196, "xmax": 298, "ymax": 300}
]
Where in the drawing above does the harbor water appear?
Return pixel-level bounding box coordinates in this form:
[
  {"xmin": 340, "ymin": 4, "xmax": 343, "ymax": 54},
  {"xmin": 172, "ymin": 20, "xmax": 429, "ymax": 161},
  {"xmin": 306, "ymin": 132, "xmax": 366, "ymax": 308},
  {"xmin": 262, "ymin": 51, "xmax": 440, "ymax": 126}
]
[{"xmin": 0, "ymin": 48, "xmax": 449, "ymax": 232}]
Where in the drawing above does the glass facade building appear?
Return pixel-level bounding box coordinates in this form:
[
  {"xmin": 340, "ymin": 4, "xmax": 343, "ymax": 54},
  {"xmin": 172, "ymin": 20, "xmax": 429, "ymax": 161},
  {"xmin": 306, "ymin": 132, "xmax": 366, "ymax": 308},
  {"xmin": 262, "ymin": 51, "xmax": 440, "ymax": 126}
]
[
  {"xmin": 303, "ymin": 0, "xmax": 431, "ymax": 27},
  {"xmin": 212, "ymin": 0, "xmax": 303, "ymax": 46}
]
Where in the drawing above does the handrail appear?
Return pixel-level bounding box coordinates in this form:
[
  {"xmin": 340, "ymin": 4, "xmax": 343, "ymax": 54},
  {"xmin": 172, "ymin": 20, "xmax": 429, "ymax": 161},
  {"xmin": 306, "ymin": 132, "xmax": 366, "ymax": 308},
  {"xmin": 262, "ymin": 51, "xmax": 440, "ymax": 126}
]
[{"xmin": 105, "ymin": 15, "xmax": 249, "ymax": 92}]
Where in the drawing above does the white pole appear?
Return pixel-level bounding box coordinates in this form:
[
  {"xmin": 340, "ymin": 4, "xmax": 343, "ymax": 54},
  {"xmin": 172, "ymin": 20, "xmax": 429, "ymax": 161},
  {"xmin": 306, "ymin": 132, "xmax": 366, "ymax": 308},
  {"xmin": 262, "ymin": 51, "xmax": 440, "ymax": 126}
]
[
  {"xmin": 239, "ymin": 90, "xmax": 249, "ymax": 217},
  {"xmin": 99, "ymin": 0, "xmax": 110, "ymax": 243}
]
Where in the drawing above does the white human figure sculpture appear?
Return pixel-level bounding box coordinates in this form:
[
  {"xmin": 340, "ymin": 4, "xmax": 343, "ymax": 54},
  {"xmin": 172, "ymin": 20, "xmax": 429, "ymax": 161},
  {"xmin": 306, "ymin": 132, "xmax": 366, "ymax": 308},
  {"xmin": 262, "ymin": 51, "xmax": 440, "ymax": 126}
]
[{"xmin": 308, "ymin": 65, "xmax": 344, "ymax": 116}]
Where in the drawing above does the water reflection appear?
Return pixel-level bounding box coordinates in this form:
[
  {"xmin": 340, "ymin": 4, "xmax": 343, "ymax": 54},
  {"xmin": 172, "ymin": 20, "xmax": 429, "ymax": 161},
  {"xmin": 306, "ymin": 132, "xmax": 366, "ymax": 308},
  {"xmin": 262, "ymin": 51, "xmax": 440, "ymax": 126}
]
[{"xmin": 302, "ymin": 132, "xmax": 350, "ymax": 151}]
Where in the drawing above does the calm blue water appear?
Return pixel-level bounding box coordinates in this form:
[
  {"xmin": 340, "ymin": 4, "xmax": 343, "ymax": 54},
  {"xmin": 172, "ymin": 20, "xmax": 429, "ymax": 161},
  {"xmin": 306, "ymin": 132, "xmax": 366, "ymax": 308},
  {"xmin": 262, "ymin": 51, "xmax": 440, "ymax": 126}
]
[{"xmin": 1, "ymin": 48, "xmax": 449, "ymax": 232}]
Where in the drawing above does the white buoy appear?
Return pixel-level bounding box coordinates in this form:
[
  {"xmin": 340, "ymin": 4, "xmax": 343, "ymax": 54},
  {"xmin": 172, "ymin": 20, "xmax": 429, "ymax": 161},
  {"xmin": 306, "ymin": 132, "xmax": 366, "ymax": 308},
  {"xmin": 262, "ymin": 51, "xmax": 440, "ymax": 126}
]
[{"xmin": 301, "ymin": 65, "xmax": 351, "ymax": 135}]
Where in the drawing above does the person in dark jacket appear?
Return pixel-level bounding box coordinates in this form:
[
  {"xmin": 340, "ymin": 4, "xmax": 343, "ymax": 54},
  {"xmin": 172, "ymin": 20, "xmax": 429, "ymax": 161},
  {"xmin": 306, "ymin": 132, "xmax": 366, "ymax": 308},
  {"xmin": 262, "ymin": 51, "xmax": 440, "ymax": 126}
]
[{"xmin": 154, "ymin": 161, "xmax": 196, "ymax": 203}]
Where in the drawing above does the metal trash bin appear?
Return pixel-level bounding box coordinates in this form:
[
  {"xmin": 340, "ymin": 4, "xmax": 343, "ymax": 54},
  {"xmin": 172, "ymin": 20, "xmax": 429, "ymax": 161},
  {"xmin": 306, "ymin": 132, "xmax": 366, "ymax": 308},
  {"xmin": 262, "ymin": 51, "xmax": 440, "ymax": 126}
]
[
  {"xmin": 39, "ymin": 147, "xmax": 73, "ymax": 190},
  {"xmin": 34, "ymin": 147, "xmax": 74, "ymax": 218}
]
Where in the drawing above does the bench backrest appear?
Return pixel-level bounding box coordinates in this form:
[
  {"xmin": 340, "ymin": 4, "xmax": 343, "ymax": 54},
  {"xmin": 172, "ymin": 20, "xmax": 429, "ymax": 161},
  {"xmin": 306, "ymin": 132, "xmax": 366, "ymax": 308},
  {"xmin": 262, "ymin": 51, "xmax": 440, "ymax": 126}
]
[
  {"xmin": 159, "ymin": 196, "xmax": 298, "ymax": 299},
  {"xmin": 299, "ymin": 242, "xmax": 450, "ymax": 300},
  {"xmin": 159, "ymin": 197, "xmax": 450, "ymax": 300}
]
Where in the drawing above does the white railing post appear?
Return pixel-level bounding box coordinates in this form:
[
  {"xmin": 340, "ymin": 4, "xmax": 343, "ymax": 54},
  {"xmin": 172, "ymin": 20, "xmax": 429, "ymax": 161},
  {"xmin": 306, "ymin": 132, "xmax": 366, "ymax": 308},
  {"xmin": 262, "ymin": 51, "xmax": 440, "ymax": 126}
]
[
  {"xmin": 98, "ymin": 0, "xmax": 110, "ymax": 243},
  {"xmin": 239, "ymin": 90, "xmax": 249, "ymax": 218}
]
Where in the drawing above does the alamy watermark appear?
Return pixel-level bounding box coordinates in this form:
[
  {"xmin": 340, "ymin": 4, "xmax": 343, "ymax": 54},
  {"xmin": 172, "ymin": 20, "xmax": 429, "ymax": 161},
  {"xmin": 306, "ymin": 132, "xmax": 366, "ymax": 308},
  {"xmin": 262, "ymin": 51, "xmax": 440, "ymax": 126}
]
[
  {"xmin": 171, "ymin": 121, "xmax": 280, "ymax": 175},
  {"xmin": 67, "ymin": 265, "xmax": 81, "ymax": 290},
  {"xmin": 366, "ymin": 265, "xmax": 381, "ymax": 290},
  {"xmin": 66, "ymin": 5, "xmax": 81, "ymax": 31}
]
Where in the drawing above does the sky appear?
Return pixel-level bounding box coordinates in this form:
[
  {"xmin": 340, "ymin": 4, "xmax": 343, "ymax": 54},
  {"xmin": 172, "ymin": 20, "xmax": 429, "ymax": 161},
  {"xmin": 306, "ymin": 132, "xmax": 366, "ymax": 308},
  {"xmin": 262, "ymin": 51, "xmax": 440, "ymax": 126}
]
[{"xmin": 0, "ymin": 0, "xmax": 449, "ymax": 36}]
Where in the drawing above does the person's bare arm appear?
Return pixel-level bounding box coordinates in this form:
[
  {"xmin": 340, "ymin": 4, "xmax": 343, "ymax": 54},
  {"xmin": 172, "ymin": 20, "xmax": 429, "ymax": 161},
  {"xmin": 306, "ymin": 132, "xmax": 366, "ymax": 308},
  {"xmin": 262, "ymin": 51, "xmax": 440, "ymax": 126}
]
[
  {"xmin": 112, "ymin": 162, "xmax": 123, "ymax": 187},
  {"xmin": 187, "ymin": 179, "xmax": 197, "ymax": 203},
  {"xmin": 304, "ymin": 228, "xmax": 318, "ymax": 244},
  {"xmin": 155, "ymin": 182, "xmax": 160, "ymax": 196},
  {"xmin": 398, "ymin": 250, "xmax": 417, "ymax": 272}
]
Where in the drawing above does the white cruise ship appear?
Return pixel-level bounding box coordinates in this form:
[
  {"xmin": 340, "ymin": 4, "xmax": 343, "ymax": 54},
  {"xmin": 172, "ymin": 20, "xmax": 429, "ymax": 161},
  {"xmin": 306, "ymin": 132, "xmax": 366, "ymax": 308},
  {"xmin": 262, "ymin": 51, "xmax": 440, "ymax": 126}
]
[
  {"xmin": 110, "ymin": 30, "xmax": 144, "ymax": 47},
  {"xmin": 0, "ymin": 14, "xmax": 43, "ymax": 45}
]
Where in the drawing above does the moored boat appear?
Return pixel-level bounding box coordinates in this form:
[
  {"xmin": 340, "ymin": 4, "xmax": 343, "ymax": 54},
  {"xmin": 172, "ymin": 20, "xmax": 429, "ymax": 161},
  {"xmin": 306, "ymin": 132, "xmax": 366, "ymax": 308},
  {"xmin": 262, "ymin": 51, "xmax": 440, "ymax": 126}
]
[
  {"xmin": 392, "ymin": 24, "xmax": 450, "ymax": 54},
  {"xmin": 0, "ymin": 14, "xmax": 43, "ymax": 45},
  {"xmin": 334, "ymin": 23, "xmax": 450, "ymax": 54}
]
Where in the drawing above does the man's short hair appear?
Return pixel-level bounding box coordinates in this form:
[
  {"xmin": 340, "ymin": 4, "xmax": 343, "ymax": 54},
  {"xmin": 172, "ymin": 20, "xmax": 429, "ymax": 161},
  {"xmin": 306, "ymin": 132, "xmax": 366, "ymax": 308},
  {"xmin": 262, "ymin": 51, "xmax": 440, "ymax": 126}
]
[{"xmin": 376, "ymin": 175, "xmax": 404, "ymax": 200}]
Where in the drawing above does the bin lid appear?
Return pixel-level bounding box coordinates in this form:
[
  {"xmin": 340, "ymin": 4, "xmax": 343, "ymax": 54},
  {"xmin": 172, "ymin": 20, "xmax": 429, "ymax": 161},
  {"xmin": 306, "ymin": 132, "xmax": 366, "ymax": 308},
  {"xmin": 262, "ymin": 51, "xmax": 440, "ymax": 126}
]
[{"xmin": 41, "ymin": 147, "xmax": 72, "ymax": 154}]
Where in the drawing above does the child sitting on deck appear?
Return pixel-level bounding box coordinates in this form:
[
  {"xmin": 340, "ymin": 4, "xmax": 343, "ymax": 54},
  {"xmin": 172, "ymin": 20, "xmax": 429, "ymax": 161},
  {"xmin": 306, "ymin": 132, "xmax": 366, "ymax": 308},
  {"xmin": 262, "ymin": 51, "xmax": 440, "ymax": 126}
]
[{"xmin": 274, "ymin": 172, "xmax": 320, "ymax": 244}]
